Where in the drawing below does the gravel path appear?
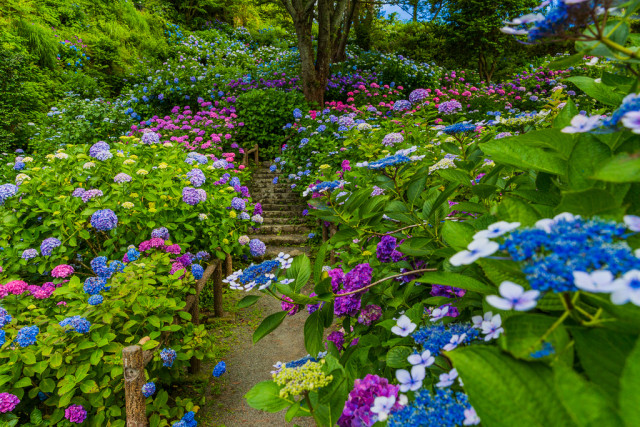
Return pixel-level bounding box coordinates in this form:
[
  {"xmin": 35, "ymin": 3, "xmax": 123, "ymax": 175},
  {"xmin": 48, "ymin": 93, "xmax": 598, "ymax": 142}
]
[{"xmin": 204, "ymin": 291, "xmax": 316, "ymax": 427}]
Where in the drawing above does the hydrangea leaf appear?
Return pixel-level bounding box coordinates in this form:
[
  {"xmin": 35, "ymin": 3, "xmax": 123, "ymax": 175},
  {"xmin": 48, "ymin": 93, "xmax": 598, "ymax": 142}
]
[
  {"xmin": 620, "ymin": 337, "xmax": 640, "ymax": 425},
  {"xmin": 245, "ymin": 381, "xmax": 291, "ymax": 413},
  {"xmin": 449, "ymin": 346, "xmax": 573, "ymax": 426}
]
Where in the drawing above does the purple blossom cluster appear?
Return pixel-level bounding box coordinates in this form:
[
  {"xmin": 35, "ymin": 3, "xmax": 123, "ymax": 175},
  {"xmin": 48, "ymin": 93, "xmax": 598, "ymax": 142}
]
[
  {"xmin": 91, "ymin": 209, "xmax": 118, "ymax": 231},
  {"xmin": 332, "ymin": 264, "xmax": 373, "ymax": 317},
  {"xmin": 376, "ymin": 236, "xmax": 403, "ymax": 263},
  {"xmin": 40, "ymin": 237, "xmax": 61, "ymax": 256},
  {"xmin": 338, "ymin": 374, "xmax": 402, "ymax": 427},
  {"xmin": 65, "ymin": 404, "xmax": 87, "ymax": 424},
  {"xmin": 187, "ymin": 168, "xmax": 206, "ymax": 187}
]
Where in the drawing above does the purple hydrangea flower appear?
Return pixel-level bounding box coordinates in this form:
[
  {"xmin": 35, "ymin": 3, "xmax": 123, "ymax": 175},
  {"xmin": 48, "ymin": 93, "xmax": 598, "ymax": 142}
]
[
  {"xmin": 72, "ymin": 188, "xmax": 86, "ymax": 198},
  {"xmin": 0, "ymin": 393, "xmax": 20, "ymax": 413},
  {"xmin": 81, "ymin": 189, "xmax": 103, "ymax": 203},
  {"xmin": 91, "ymin": 209, "xmax": 118, "ymax": 231},
  {"xmin": 438, "ymin": 100, "xmax": 462, "ymax": 115},
  {"xmin": 65, "ymin": 404, "xmax": 87, "ymax": 424},
  {"xmin": 187, "ymin": 169, "xmax": 206, "ymax": 187},
  {"xmin": 357, "ymin": 304, "xmax": 382, "ymax": 325},
  {"xmin": 338, "ymin": 374, "xmax": 401, "ymax": 427},
  {"xmin": 249, "ymin": 239, "xmax": 266, "ymax": 257},
  {"xmin": 409, "ymin": 88, "xmax": 429, "ymax": 103},
  {"xmin": 182, "ymin": 187, "xmax": 200, "ymax": 205},
  {"xmin": 41, "ymin": 238, "xmax": 61, "ymax": 256},
  {"xmin": 231, "ymin": 197, "xmax": 246, "ymax": 210},
  {"xmin": 327, "ymin": 331, "xmax": 345, "ymax": 349}
]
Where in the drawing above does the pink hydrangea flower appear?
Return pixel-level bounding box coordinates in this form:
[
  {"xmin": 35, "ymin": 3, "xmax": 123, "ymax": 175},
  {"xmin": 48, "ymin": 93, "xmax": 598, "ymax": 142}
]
[{"xmin": 52, "ymin": 264, "xmax": 74, "ymax": 278}]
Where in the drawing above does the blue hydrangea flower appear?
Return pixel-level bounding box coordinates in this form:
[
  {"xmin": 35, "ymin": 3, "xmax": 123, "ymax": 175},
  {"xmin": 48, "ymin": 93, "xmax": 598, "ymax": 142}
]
[
  {"xmin": 443, "ymin": 123, "xmax": 476, "ymax": 135},
  {"xmin": 212, "ymin": 361, "xmax": 226, "ymax": 377},
  {"xmin": 127, "ymin": 248, "xmax": 141, "ymax": 262},
  {"xmin": 249, "ymin": 239, "xmax": 266, "ymax": 257},
  {"xmin": 388, "ymin": 388, "xmax": 472, "ymax": 426},
  {"xmin": 192, "ymin": 264, "xmax": 204, "ymax": 280},
  {"xmin": 187, "ymin": 169, "xmax": 206, "ymax": 187},
  {"xmin": 83, "ymin": 277, "xmax": 106, "ymax": 295},
  {"xmin": 0, "ymin": 330, "xmax": 5, "ymax": 347},
  {"xmin": 0, "ymin": 307, "xmax": 11, "ymax": 328},
  {"xmin": 21, "ymin": 249, "xmax": 38, "ymax": 260},
  {"xmin": 161, "ymin": 348, "xmax": 177, "ymax": 367},
  {"xmin": 142, "ymin": 382, "xmax": 156, "ymax": 397},
  {"xmin": 15, "ymin": 325, "xmax": 39, "ymax": 347},
  {"xmin": 88, "ymin": 295, "xmax": 104, "ymax": 305},
  {"xmin": 59, "ymin": 316, "xmax": 91, "ymax": 334}
]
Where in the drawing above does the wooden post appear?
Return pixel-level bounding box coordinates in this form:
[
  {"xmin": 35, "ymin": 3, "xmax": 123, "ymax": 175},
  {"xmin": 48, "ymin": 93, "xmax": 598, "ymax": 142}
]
[
  {"xmin": 214, "ymin": 260, "xmax": 224, "ymax": 317},
  {"xmin": 225, "ymin": 253, "xmax": 233, "ymax": 277},
  {"xmin": 321, "ymin": 219, "xmax": 328, "ymax": 242},
  {"xmin": 253, "ymin": 144, "xmax": 259, "ymax": 164},
  {"xmin": 242, "ymin": 152, "xmax": 248, "ymax": 167},
  {"xmin": 123, "ymin": 346, "xmax": 148, "ymax": 427}
]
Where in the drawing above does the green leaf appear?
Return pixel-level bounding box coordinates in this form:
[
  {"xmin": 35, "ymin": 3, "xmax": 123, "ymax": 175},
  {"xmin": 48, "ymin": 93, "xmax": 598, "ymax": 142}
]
[
  {"xmin": 496, "ymin": 196, "xmax": 540, "ymax": 226},
  {"xmin": 245, "ymin": 381, "xmax": 291, "ymax": 412},
  {"xmin": 503, "ymin": 314, "xmax": 572, "ymax": 364},
  {"xmin": 13, "ymin": 377, "xmax": 32, "ymax": 388},
  {"xmin": 556, "ymin": 189, "xmax": 619, "ymax": 216},
  {"xmin": 50, "ymin": 352, "xmax": 62, "ymax": 368},
  {"xmin": 80, "ymin": 380, "xmax": 99, "ymax": 394},
  {"xmin": 482, "ymin": 134, "xmax": 568, "ymax": 175},
  {"xmin": 593, "ymin": 154, "xmax": 640, "ymax": 183},
  {"xmin": 437, "ymin": 169, "xmax": 472, "ymax": 187},
  {"xmin": 619, "ymin": 335, "xmax": 640, "ymax": 425},
  {"xmin": 398, "ymin": 237, "xmax": 434, "ymax": 256},
  {"xmin": 572, "ymin": 328, "xmax": 637, "ymax": 400},
  {"xmin": 565, "ymin": 76, "xmax": 625, "ymax": 107},
  {"xmin": 449, "ymin": 346, "xmax": 572, "ymax": 426},
  {"xmin": 416, "ymin": 272, "xmax": 495, "ymax": 294},
  {"xmin": 442, "ymin": 221, "xmax": 475, "ymax": 249},
  {"xmin": 314, "ymin": 244, "xmax": 328, "ymax": 285},
  {"xmin": 253, "ymin": 311, "xmax": 288, "ymax": 344},
  {"xmin": 386, "ymin": 346, "xmax": 412, "ymax": 368},
  {"xmin": 40, "ymin": 378, "xmax": 55, "ymax": 393},
  {"xmin": 90, "ymin": 349, "xmax": 104, "ymax": 365},
  {"xmin": 548, "ymin": 53, "xmax": 583, "ymax": 70},
  {"xmin": 30, "ymin": 409, "xmax": 43, "ymax": 425},
  {"xmin": 237, "ymin": 295, "xmax": 260, "ymax": 309},
  {"xmin": 304, "ymin": 312, "xmax": 324, "ymax": 357},
  {"xmin": 554, "ymin": 363, "xmax": 623, "ymax": 427},
  {"xmin": 20, "ymin": 352, "xmax": 36, "ymax": 365},
  {"xmin": 567, "ymin": 135, "xmax": 611, "ymax": 190},
  {"xmin": 286, "ymin": 255, "xmax": 311, "ymax": 293}
]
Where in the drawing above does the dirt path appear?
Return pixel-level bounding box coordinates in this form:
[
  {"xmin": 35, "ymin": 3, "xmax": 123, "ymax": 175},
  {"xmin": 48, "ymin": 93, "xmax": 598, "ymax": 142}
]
[{"xmin": 202, "ymin": 290, "xmax": 316, "ymax": 427}]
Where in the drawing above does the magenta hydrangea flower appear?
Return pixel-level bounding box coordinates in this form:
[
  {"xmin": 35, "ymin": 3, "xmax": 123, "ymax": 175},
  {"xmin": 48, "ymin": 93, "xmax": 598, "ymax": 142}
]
[
  {"xmin": 0, "ymin": 393, "xmax": 20, "ymax": 413},
  {"xmin": 65, "ymin": 404, "xmax": 87, "ymax": 423},
  {"xmin": 52, "ymin": 264, "xmax": 74, "ymax": 278},
  {"xmin": 281, "ymin": 296, "xmax": 300, "ymax": 316},
  {"xmin": 4, "ymin": 280, "xmax": 29, "ymax": 295}
]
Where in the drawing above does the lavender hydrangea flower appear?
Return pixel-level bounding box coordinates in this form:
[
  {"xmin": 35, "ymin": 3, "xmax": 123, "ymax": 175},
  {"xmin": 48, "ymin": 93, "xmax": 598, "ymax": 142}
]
[
  {"xmin": 409, "ymin": 88, "xmax": 429, "ymax": 103},
  {"xmin": 438, "ymin": 100, "xmax": 462, "ymax": 115},
  {"xmin": 187, "ymin": 169, "xmax": 206, "ymax": 187},
  {"xmin": 41, "ymin": 237, "xmax": 61, "ymax": 256},
  {"xmin": 381, "ymin": 133, "xmax": 404, "ymax": 147},
  {"xmin": 89, "ymin": 141, "xmax": 110, "ymax": 157},
  {"xmin": 0, "ymin": 184, "xmax": 18, "ymax": 205},
  {"xmin": 95, "ymin": 150, "xmax": 113, "ymax": 161},
  {"xmin": 114, "ymin": 173, "xmax": 132, "ymax": 183},
  {"xmin": 21, "ymin": 248, "xmax": 38, "ymax": 260},
  {"xmin": 249, "ymin": 239, "xmax": 266, "ymax": 257},
  {"xmin": 91, "ymin": 209, "xmax": 118, "ymax": 231},
  {"xmin": 231, "ymin": 197, "xmax": 246, "ymax": 210},
  {"xmin": 182, "ymin": 187, "xmax": 200, "ymax": 205},
  {"xmin": 141, "ymin": 131, "xmax": 160, "ymax": 144},
  {"xmin": 393, "ymin": 100, "xmax": 411, "ymax": 112},
  {"xmin": 81, "ymin": 189, "xmax": 103, "ymax": 203},
  {"xmin": 151, "ymin": 227, "xmax": 170, "ymax": 240}
]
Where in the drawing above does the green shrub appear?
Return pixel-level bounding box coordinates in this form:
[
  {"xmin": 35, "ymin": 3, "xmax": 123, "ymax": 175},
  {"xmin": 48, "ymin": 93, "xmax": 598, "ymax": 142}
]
[{"xmin": 235, "ymin": 89, "xmax": 307, "ymax": 149}]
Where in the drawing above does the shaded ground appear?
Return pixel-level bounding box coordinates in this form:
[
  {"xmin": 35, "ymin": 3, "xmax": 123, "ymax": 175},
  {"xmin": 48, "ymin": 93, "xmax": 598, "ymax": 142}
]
[{"xmin": 200, "ymin": 290, "xmax": 316, "ymax": 427}]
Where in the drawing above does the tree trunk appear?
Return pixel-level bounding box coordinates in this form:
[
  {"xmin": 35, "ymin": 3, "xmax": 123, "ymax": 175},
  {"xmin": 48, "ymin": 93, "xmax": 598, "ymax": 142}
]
[{"xmin": 413, "ymin": 0, "xmax": 418, "ymax": 22}]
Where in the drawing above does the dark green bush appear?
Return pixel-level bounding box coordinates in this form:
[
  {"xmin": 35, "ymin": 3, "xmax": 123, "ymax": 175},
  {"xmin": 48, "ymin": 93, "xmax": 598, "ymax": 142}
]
[{"xmin": 235, "ymin": 88, "xmax": 308, "ymax": 149}]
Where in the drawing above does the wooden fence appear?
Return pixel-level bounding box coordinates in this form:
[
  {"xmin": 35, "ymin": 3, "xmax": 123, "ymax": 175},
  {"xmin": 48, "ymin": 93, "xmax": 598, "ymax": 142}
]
[
  {"xmin": 242, "ymin": 144, "xmax": 259, "ymax": 167},
  {"xmin": 123, "ymin": 253, "xmax": 232, "ymax": 426}
]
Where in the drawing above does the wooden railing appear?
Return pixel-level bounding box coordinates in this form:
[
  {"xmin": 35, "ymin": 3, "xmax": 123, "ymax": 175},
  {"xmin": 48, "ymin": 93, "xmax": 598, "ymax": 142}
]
[
  {"xmin": 320, "ymin": 220, "xmax": 337, "ymax": 264},
  {"xmin": 242, "ymin": 144, "xmax": 259, "ymax": 167},
  {"xmin": 123, "ymin": 253, "xmax": 232, "ymax": 426}
]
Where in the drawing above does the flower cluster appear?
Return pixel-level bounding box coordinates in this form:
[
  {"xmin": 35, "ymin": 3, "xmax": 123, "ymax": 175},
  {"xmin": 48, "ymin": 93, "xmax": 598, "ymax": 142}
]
[
  {"xmin": 273, "ymin": 360, "xmax": 332, "ymax": 398},
  {"xmin": 338, "ymin": 374, "xmax": 403, "ymax": 427}
]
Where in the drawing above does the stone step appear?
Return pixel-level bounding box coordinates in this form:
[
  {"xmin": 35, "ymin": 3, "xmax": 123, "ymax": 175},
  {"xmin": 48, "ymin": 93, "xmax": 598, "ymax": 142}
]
[
  {"xmin": 254, "ymin": 224, "xmax": 314, "ymax": 234},
  {"xmin": 262, "ymin": 217, "xmax": 309, "ymax": 225},
  {"xmin": 254, "ymin": 233, "xmax": 311, "ymax": 246},
  {"xmin": 252, "ymin": 193, "xmax": 303, "ymax": 203},
  {"xmin": 260, "ymin": 203, "xmax": 306, "ymax": 212},
  {"xmin": 262, "ymin": 210, "xmax": 296, "ymax": 218},
  {"xmin": 265, "ymin": 245, "xmax": 311, "ymax": 258}
]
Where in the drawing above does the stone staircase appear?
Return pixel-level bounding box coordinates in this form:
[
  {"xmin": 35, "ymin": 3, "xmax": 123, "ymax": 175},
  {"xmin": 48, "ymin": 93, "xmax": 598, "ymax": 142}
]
[{"xmin": 249, "ymin": 162, "xmax": 314, "ymax": 257}]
